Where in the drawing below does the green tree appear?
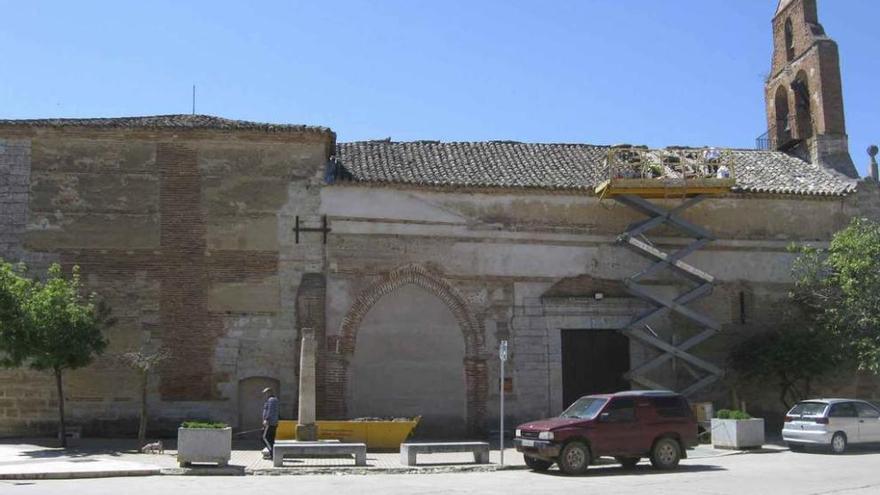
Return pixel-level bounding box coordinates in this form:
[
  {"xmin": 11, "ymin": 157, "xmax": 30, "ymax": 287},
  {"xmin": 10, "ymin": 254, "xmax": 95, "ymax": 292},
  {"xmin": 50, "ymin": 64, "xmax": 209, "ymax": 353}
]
[
  {"xmin": 730, "ymin": 327, "xmax": 841, "ymax": 410},
  {"xmin": 728, "ymin": 218, "xmax": 880, "ymax": 410},
  {"xmin": 0, "ymin": 261, "xmax": 111, "ymax": 447},
  {"xmin": 0, "ymin": 262, "xmax": 33, "ymax": 366},
  {"xmin": 792, "ymin": 217, "xmax": 880, "ymax": 373}
]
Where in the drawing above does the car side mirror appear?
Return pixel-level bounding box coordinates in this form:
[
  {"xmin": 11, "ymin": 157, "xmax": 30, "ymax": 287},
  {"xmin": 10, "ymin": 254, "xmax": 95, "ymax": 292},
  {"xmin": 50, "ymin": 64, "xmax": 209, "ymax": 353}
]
[{"xmin": 599, "ymin": 412, "xmax": 612, "ymax": 422}]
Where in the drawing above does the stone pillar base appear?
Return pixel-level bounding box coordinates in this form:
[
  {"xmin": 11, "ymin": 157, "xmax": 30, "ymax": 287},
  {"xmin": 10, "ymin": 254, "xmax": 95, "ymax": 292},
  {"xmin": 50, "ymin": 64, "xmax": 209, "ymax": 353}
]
[{"xmin": 296, "ymin": 423, "xmax": 318, "ymax": 441}]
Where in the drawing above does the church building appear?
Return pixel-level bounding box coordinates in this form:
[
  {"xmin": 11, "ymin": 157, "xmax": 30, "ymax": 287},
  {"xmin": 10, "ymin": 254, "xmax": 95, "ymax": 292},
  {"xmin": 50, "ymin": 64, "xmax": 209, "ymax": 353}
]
[{"xmin": 1, "ymin": 0, "xmax": 878, "ymax": 438}]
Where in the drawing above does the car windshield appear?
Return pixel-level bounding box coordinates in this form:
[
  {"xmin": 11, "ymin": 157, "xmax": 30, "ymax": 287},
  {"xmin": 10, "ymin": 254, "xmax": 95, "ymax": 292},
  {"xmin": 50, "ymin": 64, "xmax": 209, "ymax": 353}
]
[
  {"xmin": 560, "ymin": 397, "xmax": 608, "ymax": 419},
  {"xmin": 789, "ymin": 402, "xmax": 828, "ymax": 417}
]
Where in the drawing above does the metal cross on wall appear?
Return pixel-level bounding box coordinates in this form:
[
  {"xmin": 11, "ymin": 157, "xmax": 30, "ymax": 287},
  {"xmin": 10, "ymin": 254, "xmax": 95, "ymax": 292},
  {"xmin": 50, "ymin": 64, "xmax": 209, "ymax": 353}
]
[{"xmin": 614, "ymin": 194, "xmax": 723, "ymax": 396}]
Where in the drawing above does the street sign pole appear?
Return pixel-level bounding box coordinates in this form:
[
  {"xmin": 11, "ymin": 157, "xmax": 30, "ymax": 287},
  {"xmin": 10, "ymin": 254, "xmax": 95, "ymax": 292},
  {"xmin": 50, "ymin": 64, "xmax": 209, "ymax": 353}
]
[{"xmin": 499, "ymin": 340, "xmax": 508, "ymax": 466}]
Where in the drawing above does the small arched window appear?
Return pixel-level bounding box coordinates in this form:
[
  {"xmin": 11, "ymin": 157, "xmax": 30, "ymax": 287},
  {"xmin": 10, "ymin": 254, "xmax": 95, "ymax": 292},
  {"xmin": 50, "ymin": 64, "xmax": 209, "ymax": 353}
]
[{"xmin": 784, "ymin": 18, "xmax": 795, "ymax": 61}]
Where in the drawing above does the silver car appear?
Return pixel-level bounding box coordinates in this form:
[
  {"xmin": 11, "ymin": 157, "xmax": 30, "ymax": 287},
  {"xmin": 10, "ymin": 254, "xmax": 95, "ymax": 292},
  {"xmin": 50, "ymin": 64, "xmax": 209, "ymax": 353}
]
[{"xmin": 783, "ymin": 399, "xmax": 880, "ymax": 453}]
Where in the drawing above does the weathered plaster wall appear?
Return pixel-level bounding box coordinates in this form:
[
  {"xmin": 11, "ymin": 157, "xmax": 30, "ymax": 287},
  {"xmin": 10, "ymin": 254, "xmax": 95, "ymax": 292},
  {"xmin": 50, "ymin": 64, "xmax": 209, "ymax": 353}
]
[
  {"xmin": 0, "ymin": 126, "xmax": 332, "ymax": 436},
  {"xmin": 320, "ymin": 184, "xmax": 878, "ymax": 432},
  {"xmin": 348, "ymin": 284, "xmax": 467, "ymax": 437}
]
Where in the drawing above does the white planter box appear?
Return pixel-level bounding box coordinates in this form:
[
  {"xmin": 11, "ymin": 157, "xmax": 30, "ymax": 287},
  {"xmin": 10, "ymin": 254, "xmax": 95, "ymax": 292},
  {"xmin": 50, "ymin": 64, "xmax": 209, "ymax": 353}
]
[
  {"xmin": 711, "ymin": 418, "xmax": 765, "ymax": 449},
  {"xmin": 177, "ymin": 427, "xmax": 232, "ymax": 467}
]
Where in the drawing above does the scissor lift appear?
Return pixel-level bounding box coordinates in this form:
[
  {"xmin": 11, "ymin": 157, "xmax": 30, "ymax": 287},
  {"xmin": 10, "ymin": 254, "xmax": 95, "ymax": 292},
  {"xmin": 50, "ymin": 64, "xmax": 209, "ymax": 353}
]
[{"xmin": 596, "ymin": 147, "xmax": 735, "ymax": 396}]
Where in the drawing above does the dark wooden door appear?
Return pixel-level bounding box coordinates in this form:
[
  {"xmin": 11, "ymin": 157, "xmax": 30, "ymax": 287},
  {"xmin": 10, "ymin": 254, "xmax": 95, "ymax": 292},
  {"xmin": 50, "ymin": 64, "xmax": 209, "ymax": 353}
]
[{"xmin": 561, "ymin": 329, "xmax": 630, "ymax": 409}]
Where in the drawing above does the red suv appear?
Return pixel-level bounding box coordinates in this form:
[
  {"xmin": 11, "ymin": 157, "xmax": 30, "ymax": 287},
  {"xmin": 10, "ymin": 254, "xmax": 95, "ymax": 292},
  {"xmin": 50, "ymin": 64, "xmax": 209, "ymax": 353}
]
[{"xmin": 514, "ymin": 391, "xmax": 698, "ymax": 475}]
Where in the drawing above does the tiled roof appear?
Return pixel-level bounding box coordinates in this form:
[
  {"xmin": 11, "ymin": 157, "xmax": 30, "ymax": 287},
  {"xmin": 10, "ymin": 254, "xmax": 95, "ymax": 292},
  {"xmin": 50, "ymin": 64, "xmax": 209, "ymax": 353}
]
[
  {"xmin": 0, "ymin": 114, "xmax": 333, "ymax": 135},
  {"xmin": 335, "ymin": 141, "xmax": 857, "ymax": 196}
]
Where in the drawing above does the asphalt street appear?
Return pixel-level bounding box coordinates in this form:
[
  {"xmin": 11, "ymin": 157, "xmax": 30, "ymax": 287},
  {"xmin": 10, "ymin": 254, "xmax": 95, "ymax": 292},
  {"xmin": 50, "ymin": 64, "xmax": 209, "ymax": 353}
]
[{"xmin": 4, "ymin": 448, "xmax": 880, "ymax": 495}]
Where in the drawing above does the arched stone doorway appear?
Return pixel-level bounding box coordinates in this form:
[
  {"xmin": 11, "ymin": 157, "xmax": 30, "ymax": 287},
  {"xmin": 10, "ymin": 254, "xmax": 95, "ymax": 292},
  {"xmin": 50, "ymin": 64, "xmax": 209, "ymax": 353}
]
[
  {"xmin": 349, "ymin": 284, "xmax": 467, "ymax": 437},
  {"xmin": 328, "ymin": 264, "xmax": 487, "ymax": 437}
]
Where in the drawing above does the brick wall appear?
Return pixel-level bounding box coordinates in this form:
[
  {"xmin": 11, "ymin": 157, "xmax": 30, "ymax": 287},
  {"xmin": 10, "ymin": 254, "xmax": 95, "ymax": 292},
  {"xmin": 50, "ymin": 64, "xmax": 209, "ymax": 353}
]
[
  {"xmin": 765, "ymin": 0, "xmax": 856, "ymax": 176},
  {"xmin": 0, "ymin": 126, "xmax": 334, "ymax": 436}
]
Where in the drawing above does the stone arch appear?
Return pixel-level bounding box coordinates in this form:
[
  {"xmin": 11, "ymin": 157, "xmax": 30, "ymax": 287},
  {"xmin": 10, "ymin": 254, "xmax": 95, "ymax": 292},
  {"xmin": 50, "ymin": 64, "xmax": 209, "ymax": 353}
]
[
  {"xmin": 792, "ymin": 70, "xmax": 813, "ymax": 140},
  {"xmin": 339, "ymin": 264, "xmax": 484, "ymax": 355},
  {"xmin": 328, "ymin": 264, "xmax": 487, "ymax": 436},
  {"xmin": 774, "ymin": 84, "xmax": 792, "ymax": 146},
  {"xmin": 784, "ymin": 17, "xmax": 795, "ymax": 62}
]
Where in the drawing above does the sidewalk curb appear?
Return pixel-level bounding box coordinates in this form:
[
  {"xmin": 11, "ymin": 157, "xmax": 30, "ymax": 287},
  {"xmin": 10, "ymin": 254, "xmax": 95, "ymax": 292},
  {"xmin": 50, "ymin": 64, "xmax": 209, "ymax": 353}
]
[
  {"xmin": 0, "ymin": 464, "xmax": 525, "ymax": 479},
  {"xmin": 0, "ymin": 468, "xmax": 161, "ymax": 480},
  {"xmin": 160, "ymin": 466, "xmax": 246, "ymax": 476},
  {"xmin": 244, "ymin": 464, "xmax": 529, "ymax": 476}
]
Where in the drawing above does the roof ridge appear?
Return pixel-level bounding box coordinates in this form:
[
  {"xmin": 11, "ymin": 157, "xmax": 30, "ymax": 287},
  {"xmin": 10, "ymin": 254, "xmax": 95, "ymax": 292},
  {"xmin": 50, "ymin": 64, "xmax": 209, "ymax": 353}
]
[
  {"xmin": 0, "ymin": 114, "xmax": 334, "ymax": 134},
  {"xmin": 339, "ymin": 140, "xmax": 611, "ymax": 147}
]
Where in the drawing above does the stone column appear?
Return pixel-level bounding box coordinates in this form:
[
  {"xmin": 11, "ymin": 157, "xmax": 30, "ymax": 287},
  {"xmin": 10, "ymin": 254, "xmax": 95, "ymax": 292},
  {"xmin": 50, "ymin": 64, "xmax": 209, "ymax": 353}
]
[{"xmin": 296, "ymin": 327, "xmax": 318, "ymax": 441}]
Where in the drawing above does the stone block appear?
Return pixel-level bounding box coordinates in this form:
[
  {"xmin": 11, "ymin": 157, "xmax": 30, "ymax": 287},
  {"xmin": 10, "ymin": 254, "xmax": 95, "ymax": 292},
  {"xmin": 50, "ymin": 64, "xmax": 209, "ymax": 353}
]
[
  {"xmin": 206, "ymin": 215, "xmax": 279, "ymax": 251},
  {"xmin": 711, "ymin": 418, "xmax": 765, "ymax": 449},
  {"xmin": 400, "ymin": 442, "xmax": 490, "ymax": 466},
  {"xmin": 177, "ymin": 426, "xmax": 232, "ymax": 466},
  {"xmin": 273, "ymin": 442, "xmax": 366, "ymax": 467},
  {"xmin": 207, "ymin": 277, "xmax": 280, "ymax": 313}
]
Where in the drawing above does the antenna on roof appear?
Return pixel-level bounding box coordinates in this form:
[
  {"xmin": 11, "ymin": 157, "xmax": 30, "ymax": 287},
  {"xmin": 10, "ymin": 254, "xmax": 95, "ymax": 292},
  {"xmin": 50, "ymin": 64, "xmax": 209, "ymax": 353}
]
[{"xmin": 192, "ymin": 85, "xmax": 196, "ymax": 115}]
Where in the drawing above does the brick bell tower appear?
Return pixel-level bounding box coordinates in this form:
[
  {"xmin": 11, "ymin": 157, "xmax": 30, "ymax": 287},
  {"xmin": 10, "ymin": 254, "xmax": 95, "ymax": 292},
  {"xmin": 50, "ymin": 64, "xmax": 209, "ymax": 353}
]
[{"xmin": 765, "ymin": 0, "xmax": 858, "ymax": 177}]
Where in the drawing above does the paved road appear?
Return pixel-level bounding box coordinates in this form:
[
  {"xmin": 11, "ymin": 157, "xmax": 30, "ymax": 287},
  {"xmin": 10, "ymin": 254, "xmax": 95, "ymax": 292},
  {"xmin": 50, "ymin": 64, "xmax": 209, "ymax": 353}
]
[{"xmin": 4, "ymin": 448, "xmax": 880, "ymax": 495}]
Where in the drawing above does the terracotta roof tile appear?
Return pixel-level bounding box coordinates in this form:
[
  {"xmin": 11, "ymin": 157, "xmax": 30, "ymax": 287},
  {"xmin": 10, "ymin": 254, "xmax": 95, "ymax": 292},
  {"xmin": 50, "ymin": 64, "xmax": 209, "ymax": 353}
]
[{"xmin": 336, "ymin": 141, "xmax": 857, "ymax": 196}]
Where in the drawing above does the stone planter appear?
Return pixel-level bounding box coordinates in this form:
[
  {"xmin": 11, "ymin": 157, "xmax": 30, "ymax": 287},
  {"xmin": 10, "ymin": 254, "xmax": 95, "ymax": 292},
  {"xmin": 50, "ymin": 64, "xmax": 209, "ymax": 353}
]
[
  {"xmin": 177, "ymin": 427, "xmax": 232, "ymax": 467},
  {"xmin": 711, "ymin": 418, "xmax": 765, "ymax": 449}
]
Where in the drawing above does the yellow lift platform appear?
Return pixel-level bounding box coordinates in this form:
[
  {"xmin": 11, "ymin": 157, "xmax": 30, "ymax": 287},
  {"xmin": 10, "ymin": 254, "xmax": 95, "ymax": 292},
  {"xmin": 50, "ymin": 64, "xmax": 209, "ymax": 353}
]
[
  {"xmin": 595, "ymin": 146, "xmax": 735, "ymax": 199},
  {"xmin": 597, "ymin": 146, "xmax": 735, "ymax": 396}
]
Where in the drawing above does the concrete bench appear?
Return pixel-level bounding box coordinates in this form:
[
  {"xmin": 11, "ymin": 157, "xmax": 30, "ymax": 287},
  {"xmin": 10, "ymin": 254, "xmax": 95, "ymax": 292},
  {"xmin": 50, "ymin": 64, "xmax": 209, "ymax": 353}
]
[
  {"xmin": 273, "ymin": 441, "xmax": 366, "ymax": 467},
  {"xmin": 274, "ymin": 439, "xmax": 340, "ymax": 445},
  {"xmin": 400, "ymin": 442, "xmax": 490, "ymax": 466}
]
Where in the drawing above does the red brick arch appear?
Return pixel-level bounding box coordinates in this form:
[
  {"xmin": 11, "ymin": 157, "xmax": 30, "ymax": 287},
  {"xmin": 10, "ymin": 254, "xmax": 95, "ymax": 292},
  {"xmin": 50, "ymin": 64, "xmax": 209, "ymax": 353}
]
[{"xmin": 329, "ymin": 264, "xmax": 487, "ymax": 435}]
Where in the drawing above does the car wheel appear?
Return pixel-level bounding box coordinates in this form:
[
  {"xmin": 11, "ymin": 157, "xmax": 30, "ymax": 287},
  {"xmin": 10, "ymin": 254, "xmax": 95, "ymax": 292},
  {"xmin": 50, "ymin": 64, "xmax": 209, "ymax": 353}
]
[
  {"xmin": 615, "ymin": 456, "xmax": 640, "ymax": 469},
  {"xmin": 830, "ymin": 432, "xmax": 847, "ymax": 454},
  {"xmin": 650, "ymin": 437, "xmax": 681, "ymax": 470},
  {"xmin": 558, "ymin": 441, "xmax": 591, "ymax": 475},
  {"xmin": 523, "ymin": 455, "xmax": 553, "ymax": 472}
]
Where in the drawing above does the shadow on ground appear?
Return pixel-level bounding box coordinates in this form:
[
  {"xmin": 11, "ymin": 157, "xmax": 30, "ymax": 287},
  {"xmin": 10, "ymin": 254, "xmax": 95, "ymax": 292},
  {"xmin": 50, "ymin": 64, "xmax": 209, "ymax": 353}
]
[
  {"xmin": 530, "ymin": 463, "xmax": 726, "ymax": 478},
  {"xmin": 792, "ymin": 445, "xmax": 880, "ymax": 456},
  {"xmin": 0, "ymin": 438, "xmax": 142, "ymax": 459}
]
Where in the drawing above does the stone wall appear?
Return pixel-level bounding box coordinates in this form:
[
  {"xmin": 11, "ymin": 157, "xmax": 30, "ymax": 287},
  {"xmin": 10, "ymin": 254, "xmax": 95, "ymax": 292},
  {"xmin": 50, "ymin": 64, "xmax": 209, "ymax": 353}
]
[
  {"xmin": 0, "ymin": 125, "xmax": 333, "ymax": 437},
  {"xmin": 3, "ymin": 123, "xmax": 879, "ymax": 439},
  {"xmin": 320, "ymin": 184, "xmax": 880, "ymax": 434}
]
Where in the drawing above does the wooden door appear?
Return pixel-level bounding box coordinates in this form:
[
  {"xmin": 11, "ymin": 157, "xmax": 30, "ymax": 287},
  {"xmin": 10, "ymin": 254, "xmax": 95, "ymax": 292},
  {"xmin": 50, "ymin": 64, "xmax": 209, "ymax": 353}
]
[{"xmin": 561, "ymin": 329, "xmax": 630, "ymax": 409}]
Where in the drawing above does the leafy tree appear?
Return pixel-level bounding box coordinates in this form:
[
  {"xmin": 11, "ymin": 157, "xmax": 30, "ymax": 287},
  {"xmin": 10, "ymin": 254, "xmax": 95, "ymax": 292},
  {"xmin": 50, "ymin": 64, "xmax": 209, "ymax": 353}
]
[
  {"xmin": 118, "ymin": 346, "xmax": 169, "ymax": 447},
  {"xmin": 791, "ymin": 217, "xmax": 880, "ymax": 373},
  {"xmin": 0, "ymin": 261, "xmax": 111, "ymax": 447},
  {"xmin": 730, "ymin": 327, "xmax": 841, "ymax": 410},
  {"xmin": 0, "ymin": 262, "xmax": 33, "ymax": 365},
  {"xmin": 733, "ymin": 217, "xmax": 880, "ymax": 410}
]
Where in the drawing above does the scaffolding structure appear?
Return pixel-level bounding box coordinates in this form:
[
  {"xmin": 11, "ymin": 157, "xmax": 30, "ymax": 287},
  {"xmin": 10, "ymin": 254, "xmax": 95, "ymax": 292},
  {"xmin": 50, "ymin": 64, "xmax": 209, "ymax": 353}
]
[{"xmin": 598, "ymin": 147, "xmax": 735, "ymax": 396}]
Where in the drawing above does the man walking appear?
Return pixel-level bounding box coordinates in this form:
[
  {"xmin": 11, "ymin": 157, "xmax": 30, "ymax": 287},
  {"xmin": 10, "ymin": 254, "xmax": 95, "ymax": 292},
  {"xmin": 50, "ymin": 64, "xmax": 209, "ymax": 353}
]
[{"xmin": 261, "ymin": 387, "xmax": 279, "ymax": 459}]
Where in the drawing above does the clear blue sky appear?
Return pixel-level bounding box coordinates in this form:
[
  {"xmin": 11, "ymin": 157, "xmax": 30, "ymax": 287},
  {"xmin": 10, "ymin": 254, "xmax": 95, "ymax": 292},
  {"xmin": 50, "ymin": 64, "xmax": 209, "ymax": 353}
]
[{"xmin": 1, "ymin": 1, "xmax": 877, "ymax": 175}]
